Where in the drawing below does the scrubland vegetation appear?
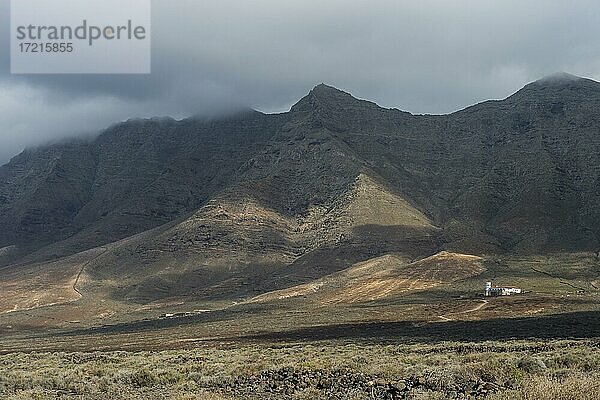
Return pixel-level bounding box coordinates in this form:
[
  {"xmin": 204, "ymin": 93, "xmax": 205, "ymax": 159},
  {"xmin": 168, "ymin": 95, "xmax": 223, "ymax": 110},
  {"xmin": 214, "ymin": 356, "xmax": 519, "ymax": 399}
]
[{"xmin": 2, "ymin": 339, "xmax": 600, "ymax": 399}]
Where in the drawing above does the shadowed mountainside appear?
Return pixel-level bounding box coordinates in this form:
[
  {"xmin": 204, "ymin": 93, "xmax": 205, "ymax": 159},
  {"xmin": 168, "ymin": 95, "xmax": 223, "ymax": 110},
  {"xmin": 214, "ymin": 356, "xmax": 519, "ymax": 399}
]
[{"xmin": 1, "ymin": 73, "xmax": 600, "ymax": 312}]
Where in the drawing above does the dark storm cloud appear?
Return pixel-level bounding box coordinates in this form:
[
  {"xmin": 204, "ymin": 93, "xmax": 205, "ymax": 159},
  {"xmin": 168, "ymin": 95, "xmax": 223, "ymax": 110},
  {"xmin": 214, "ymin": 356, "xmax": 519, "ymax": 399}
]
[{"xmin": 1, "ymin": 0, "xmax": 600, "ymax": 163}]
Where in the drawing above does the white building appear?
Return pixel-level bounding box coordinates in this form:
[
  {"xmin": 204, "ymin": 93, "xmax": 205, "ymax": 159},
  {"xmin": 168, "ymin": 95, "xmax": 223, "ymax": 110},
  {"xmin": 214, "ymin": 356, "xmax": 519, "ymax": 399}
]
[{"xmin": 485, "ymin": 281, "xmax": 522, "ymax": 297}]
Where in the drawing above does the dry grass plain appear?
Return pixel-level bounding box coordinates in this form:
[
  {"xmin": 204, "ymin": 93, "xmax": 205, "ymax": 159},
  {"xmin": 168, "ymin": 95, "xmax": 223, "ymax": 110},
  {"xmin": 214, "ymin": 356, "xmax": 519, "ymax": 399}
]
[
  {"xmin": 1, "ymin": 252, "xmax": 599, "ymax": 399},
  {"xmin": 2, "ymin": 340, "xmax": 600, "ymax": 399}
]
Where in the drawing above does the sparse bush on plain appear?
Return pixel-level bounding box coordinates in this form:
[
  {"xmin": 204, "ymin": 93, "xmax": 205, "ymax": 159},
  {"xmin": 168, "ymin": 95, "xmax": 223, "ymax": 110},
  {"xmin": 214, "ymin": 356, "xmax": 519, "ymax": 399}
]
[{"xmin": 1, "ymin": 339, "xmax": 600, "ymax": 399}]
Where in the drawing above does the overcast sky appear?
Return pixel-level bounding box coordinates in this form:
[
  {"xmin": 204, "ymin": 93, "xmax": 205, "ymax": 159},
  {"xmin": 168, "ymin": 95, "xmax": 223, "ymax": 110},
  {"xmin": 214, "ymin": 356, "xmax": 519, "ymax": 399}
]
[{"xmin": 1, "ymin": 0, "xmax": 600, "ymax": 163}]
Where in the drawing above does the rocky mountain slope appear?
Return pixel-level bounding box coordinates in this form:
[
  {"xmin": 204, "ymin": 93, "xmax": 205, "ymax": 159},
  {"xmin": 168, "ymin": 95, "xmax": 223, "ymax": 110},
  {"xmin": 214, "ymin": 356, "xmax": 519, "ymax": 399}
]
[
  {"xmin": 0, "ymin": 111, "xmax": 287, "ymax": 261},
  {"xmin": 1, "ymin": 73, "xmax": 599, "ymax": 312}
]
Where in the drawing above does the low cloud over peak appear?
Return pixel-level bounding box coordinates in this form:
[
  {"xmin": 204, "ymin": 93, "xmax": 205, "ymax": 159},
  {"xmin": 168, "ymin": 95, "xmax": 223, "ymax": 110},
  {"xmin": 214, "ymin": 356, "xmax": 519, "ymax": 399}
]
[{"xmin": 2, "ymin": 0, "xmax": 600, "ymax": 163}]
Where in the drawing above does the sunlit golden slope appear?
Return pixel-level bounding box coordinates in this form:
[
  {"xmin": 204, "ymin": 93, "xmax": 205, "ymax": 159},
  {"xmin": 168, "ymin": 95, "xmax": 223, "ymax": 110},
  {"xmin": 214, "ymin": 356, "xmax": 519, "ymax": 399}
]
[{"xmin": 251, "ymin": 252, "xmax": 484, "ymax": 304}]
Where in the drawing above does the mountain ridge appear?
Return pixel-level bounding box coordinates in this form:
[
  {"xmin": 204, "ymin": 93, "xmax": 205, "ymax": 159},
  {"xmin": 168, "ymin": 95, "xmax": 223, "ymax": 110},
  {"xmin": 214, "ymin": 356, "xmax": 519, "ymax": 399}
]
[
  {"xmin": 1, "ymin": 73, "xmax": 600, "ymax": 326},
  {"xmin": 1, "ymin": 73, "xmax": 599, "ymax": 270}
]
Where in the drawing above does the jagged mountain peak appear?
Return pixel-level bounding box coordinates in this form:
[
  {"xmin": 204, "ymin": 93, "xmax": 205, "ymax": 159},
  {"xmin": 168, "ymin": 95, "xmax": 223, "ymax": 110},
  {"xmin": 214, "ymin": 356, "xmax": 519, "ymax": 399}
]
[
  {"xmin": 523, "ymin": 72, "xmax": 599, "ymax": 91},
  {"xmin": 505, "ymin": 72, "xmax": 600, "ymax": 105},
  {"xmin": 291, "ymin": 83, "xmax": 356, "ymax": 109},
  {"xmin": 289, "ymin": 84, "xmax": 383, "ymax": 119},
  {"xmin": 310, "ymin": 83, "xmax": 352, "ymax": 97},
  {"xmin": 535, "ymin": 72, "xmax": 583, "ymax": 85}
]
